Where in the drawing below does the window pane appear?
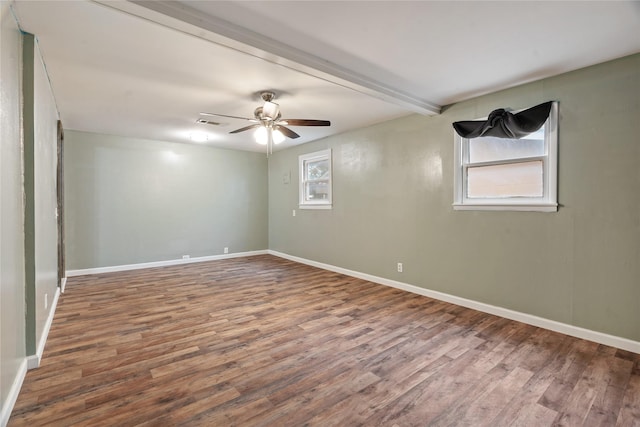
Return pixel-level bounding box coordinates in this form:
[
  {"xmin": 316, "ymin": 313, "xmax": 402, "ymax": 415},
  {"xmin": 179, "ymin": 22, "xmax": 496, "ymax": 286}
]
[
  {"xmin": 469, "ymin": 129, "xmax": 544, "ymax": 163},
  {"xmin": 305, "ymin": 159, "xmax": 329, "ymax": 180},
  {"xmin": 305, "ymin": 180, "xmax": 330, "ymax": 201},
  {"xmin": 467, "ymin": 161, "xmax": 543, "ymax": 198}
]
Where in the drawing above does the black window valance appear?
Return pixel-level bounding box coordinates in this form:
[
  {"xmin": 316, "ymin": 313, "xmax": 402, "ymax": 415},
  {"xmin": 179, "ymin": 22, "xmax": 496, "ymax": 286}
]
[{"xmin": 452, "ymin": 101, "xmax": 553, "ymax": 139}]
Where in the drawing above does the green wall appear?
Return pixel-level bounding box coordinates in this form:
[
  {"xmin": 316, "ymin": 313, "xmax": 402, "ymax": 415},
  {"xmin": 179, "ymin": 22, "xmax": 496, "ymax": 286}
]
[
  {"xmin": 23, "ymin": 33, "xmax": 60, "ymax": 356},
  {"xmin": 268, "ymin": 54, "xmax": 640, "ymax": 342},
  {"xmin": 1, "ymin": 18, "xmax": 59, "ymax": 423},
  {"xmin": 1, "ymin": 3, "xmax": 27, "ymax": 423},
  {"xmin": 64, "ymin": 131, "xmax": 268, "ymax": 270}
]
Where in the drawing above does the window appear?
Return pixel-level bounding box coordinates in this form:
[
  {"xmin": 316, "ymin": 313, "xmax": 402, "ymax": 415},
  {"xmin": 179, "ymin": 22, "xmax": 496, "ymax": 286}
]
[
  {"xmin": 453, "ymin": 102, "xmax": 558, "ymax": 212},
  {"xmin": 299, "ymin": 149, "xmax": 332, "ymax": 209}
]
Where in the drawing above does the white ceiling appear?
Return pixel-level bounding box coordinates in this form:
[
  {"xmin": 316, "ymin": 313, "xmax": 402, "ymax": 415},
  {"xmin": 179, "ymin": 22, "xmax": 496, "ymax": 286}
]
[{"xmin": 11, "ymin": 0, "xmax": 640, "ymax": 153}]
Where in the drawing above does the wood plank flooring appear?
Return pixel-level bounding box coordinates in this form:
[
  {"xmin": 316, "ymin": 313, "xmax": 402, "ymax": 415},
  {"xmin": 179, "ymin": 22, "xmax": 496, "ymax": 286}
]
[{"xmin": 9, "ymin": 255, "xmax": 640, "ymax": 426}]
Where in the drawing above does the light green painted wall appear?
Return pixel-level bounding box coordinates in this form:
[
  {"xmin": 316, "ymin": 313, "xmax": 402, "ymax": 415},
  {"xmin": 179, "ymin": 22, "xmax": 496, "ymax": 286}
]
[
  {"xmin": 22, "ymin": 33, "xmax": 60, "ymax": 356},
  {"xmin": 31, "ymin": 35, "xmax": 60, "ymax": 354},
  {"xmin": 269, "ymin": 54, "xmax": 640, "ymax": 342},
  {"xmin": 64, "ymin": 131, "xmax": 268, "ymax": 270},
  {"xmin": 1, "ymin": 3, "xmax": 27, "ymax": 421}
]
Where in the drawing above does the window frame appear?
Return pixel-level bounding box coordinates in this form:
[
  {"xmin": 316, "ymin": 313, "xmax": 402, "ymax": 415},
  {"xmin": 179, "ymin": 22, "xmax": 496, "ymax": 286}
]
[
  {"xmin": 299, "ymin": 148, "xmax": 332, "ymax": 210},
  {"xmin": 453, "ymin": 102, "xmax": 558, "ymax": 212}
]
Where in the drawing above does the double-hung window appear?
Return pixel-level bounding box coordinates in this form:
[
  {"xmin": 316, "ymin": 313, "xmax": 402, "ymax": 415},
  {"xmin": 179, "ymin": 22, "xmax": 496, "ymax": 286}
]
[
  {"xmin": 453, "ymin": 102, "xmax": 558, "ymax": 212},
  {"xmin": 299, "ymin": 149, "xmax": 332, "ymax": 209}
]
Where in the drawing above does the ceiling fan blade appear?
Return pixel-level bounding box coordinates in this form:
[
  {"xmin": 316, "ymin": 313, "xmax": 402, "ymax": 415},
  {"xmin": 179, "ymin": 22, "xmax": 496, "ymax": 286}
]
[
  {"xmin": 200, "ymin": 112, "xmax": 258, "ymax": 122},
  {"xmin": 281, "ymin": 119, "xmax": 331, "ymax": 127},
  {"xmin": 276, "ymin": 125, "xmax": 300, "ymax": 139},
  {"xmin": 230, "ymin": 124, "xmax": 262, "ymax": 134}
]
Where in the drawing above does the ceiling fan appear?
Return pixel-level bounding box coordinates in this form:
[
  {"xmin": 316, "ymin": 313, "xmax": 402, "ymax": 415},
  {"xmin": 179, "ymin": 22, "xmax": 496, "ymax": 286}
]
[{"xmin": 200, "ymin": 91, "xmax": 330, "ymax": 153}]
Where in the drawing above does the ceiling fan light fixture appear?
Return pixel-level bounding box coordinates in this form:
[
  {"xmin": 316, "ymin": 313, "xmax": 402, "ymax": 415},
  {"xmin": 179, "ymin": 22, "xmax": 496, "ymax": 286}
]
[
  {"xmin": 263, "ymin": 101, "xmax": 279, "ymax": 120},
  {"xmin": 254, "ymin": 126, "xmax": 268, "ymax": 145},
  {"xmin": 273, "ymin": 128, "xmax": 285, "ymax": 144},
  {"xmin": 201, "ymin": 90, "xmax": 330, "ymax": 153},
  {"xmin": 189, "ymin": 132, "xmax": 208, "ymax": 142}
]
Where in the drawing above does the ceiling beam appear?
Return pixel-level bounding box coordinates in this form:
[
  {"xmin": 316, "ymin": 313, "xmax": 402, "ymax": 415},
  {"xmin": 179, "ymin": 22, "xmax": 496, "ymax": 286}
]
[{"xmin": 94, "ymin": 0, "xmax": 441, "ymax": 116}]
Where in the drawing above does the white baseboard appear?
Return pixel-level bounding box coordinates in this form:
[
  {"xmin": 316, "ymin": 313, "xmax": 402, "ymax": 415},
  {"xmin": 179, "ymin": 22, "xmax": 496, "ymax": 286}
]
[
  {"xmin": 60, "ymin": 276, "xmax": 67, "ymax": 293},
  {"xmin": 27, "ymin": 287, "xmax": 61, "ymax": 370},
  {"xmin": 66, "ymin": 250, "xmax": 269, "ymax": 278},
  {"xmin": 1, "ymin": 358, "xmax": 27, "ymax": 427},
  {"xmin": 26, "ymin": 355, "xmax": 39, "ymax": 371},
  {"xmin": 269, "ymin": 250, "xmax": 640, "ymax": 354}
]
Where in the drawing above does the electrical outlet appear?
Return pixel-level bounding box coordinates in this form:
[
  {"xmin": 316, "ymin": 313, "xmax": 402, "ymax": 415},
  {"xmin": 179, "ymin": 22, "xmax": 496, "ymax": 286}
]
[
  {"xmin": 182, "ymin": 255, "xmax": 190, "ymax": 260},
  {"xmin": 397, "ymin": 263, "xmax": 403, "ymax": 273},
  {"xmin": 292, "ymin": 209, "xmax": 296, "ymax": 217},
  {"xmin": 44, "ymin": 293, "xmax": 48, "ymax": 310},
  {"xmin": 224, "ymin": 247, "xmax": 229, "ymax": 254}
]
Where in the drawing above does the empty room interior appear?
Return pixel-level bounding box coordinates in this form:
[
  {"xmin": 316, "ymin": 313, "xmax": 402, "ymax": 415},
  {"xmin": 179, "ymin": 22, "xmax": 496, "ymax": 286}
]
[{"xmin": 2, "ymin": 1, "xmax": 640, "ymax": 425}]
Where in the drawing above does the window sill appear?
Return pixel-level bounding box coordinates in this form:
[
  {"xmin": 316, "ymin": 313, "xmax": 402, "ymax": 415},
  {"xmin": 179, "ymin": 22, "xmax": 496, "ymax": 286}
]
[
  {"xmin": 453, "ymin": 203, "xmax": 557, "ymax": 212},
  {"xmin": 299, "ymin": 204, "xmax": 332, "ymax": 210}
]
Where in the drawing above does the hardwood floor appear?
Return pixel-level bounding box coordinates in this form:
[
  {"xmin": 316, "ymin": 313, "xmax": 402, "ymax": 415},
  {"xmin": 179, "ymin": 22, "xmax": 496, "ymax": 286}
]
[{"xmin": 9, "ymin": 255, "xmax": 640, "ymax": 426}]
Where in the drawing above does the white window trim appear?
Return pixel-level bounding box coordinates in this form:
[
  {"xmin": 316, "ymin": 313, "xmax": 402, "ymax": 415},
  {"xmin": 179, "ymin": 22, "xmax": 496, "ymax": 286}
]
[
  {"xmin": 453, "ymin": 102, "xmax": 558, "ymax": 212},
  {"xmin": 299, "ymin": 148, "xmax": 332, "ymax": 210}
]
